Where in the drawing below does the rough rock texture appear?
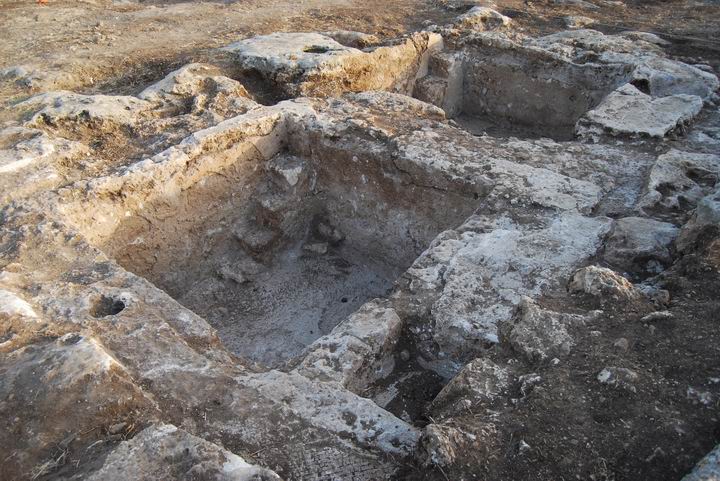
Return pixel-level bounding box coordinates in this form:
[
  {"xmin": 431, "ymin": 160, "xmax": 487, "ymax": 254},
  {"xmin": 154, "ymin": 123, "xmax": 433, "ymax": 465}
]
[
  {"xmin": 603, "ymin": 216, "xmax": 679, "ymax": 274},
  {"xmin": 639, "ymin": 149, "xmax": 720, "ymax": 218},
  {"xmin": 428, "ymin": 358, "xmax": 510, "ymax": 419},
  {"xmin": 1, "ymin": 21, "xmax": 719, "ymax": 481},
  {"xmin": 322, "ymin": 30, "xmax": 381, "ymax": 49},
  {"xmin": 568, "ymin": 266, "xmax": 642, "ymax": 300},
  {"xmin": 137, "ymin": 63, "xmax": 256, "ymax": 116},
  {"xmin": 223, "ymin": 32, "xmax": 443, "ymax": 98},
  {"xmin": 416, "ymin": 423, "xmax": 496, "ymax": 468},
  {"xmin": 0, "ymin": 333, "xmax": 159, "ymax": 480},
  {"xmin": 576, "ymin": 84, "xmax": 704, "ymax": 139},
  {"xmin": 0, "ymin": 126, "xmax": 87, "ymax": 205},
  {"xmin": 294, "ymin": 300, "xmax": 402, "ymax": 392},
  {"xmin": 19, "ymin": 91, "xmax": 150, "ymax": 128},
  {"xmin": 682, "ymin": 444, "xmax": 720, "ymax": 481},
  {"xmin": 413, "ymin": 51, "xmax": 464, "ymax": 117},
  {"xmin": 85, "ymin": 424, "xmax": 281, "ymax": 481},
  {"xmin": 528, "ymin": 29, "xmax": 719, "ymax": 100},
  {"xmin": 499, "ymin": 297, "xmax": 588, "ymax": 362},
  {"xmin": 454, "ymin": 7, "xmax": 512, "ymax": 31},
  {"xmin": 597, "ymin": 366, "xmax": 640, "ymax": 393},
  {"xmin": 564, "ymin": 15, "xmax": 595, "ymax": 29},
  {"xmin": 677, "ymin": 186, "xmax": 720, "ymax": 252},
  {"xmin": 403, "ymin": 212, "xmax": 611, "ymax": 377},
  {"xmin": 453, "ymin": 32, "xmax": 633, "ymax": 138}
]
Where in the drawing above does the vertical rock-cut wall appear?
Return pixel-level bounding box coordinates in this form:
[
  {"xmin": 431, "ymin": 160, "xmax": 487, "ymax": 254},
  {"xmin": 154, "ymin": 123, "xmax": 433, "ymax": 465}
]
[
  {"xmin": 459, "ymin": 37, "xmax": 633, "ymax": 137},
  {"xmin": 57, "ymin": 109, "xmax": 291, "ymax": 295}
]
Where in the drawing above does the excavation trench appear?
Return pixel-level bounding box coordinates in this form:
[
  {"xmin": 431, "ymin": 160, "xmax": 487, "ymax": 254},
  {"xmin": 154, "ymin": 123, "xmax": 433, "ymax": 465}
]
[{"xmin": 60, "ymin": 116, "xmax": 479, "ymax": 369}]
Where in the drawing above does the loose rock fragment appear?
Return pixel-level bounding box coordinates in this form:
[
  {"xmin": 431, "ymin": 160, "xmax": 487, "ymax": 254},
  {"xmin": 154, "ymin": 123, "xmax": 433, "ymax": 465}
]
[
  {"xmin": 640, "ymin": 310, "xmax": 674, "ymax": 323},
  {"xmin": 597, "ymin": 366, "xmax": 640, "ymax": 392},
  {"xmin": 569, "ymin": 266, "xmax": 641, "ymax": 300},
  {"xmin": 429, "ymin": 358, "xmax": 510, "ymax": 418},
  {"xmin": 682, "ymin": 444, "xmax": 720, "ymax": 481},
  {"xmin": 416, "ymin": 423, "xmax": 493, "ymax": 467},
  {"xmin": 85, "ymin": 424, "xmax": 282, "ymax": 481},
  {"xmin": 454, "ymin": 7, "xmax": 512, "ymax": 31},
  {"xmin": 576, "ymin": 84, "xmax": 703, "ymax": 139},
  {"xmin": 564, "ymin": 16, "xmax": 595, "ymax": 29},
  {"xmin": 603, "ymin": 216, "xmax": 679, "ymax": 274},
  {"xmin": 500, "ymin": 297, "xmax": 587, "ymax": 362},
  {"xmin": 639, "ymin": 150, "xmax": 720, "ymax": 217},
  {"xmin": 677, "ymin": 186, "xmax": 720, "ymax": 252}
]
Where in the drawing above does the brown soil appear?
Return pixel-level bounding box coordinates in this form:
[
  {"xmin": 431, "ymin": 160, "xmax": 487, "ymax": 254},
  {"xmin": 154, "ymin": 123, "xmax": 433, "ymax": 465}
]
[
  {"xmin": 402, "ymin": 225, "xmax": 720, "ymax": 480},
  {"xmin": 2, "ymin": 0, "xmax": 719, "ymax": 115}
]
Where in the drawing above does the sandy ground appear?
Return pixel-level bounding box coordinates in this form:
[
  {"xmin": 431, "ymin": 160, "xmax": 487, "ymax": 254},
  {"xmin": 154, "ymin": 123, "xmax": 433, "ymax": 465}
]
[{"xmin": 1, "ymin": 0, "xmax": 719, "ymax": 117}]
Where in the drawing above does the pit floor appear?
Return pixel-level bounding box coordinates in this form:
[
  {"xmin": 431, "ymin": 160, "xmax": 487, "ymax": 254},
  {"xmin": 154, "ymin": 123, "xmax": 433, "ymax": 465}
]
[{"xmin": 177, "ymin": 240, "xmax": 397, "ymax": 367}]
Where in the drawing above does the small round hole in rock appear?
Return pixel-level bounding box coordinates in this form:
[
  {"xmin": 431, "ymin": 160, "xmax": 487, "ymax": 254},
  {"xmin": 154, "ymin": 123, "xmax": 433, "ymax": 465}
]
[
  {"xmin": 341, "ymin": 297, "xmax": 348, "ymax": 303},
  {"xmin": 91, "ymin": 295, "xmax": 126, "ymax": 318}
]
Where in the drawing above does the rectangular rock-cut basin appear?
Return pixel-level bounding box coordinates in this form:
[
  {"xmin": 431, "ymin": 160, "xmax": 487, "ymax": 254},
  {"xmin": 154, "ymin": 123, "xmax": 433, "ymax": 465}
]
[{"xmin": 59, "ymin": 106, "xmax": 479, "ymax": 367}]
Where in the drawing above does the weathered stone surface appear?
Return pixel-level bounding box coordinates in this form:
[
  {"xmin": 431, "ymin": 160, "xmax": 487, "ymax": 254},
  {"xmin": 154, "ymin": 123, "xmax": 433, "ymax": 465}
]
[
  {"xmin": 682, "ymin": 444, "xmax": 720, "ymax": 481},
  {"xmin": 529, "ymin": 29, "xmax": 663, "ymax": 60},
  {"xmin": 529, "ymin": 29, "xmax": 719, "ymax": 99},
  {"xmin": 322, "ymin": 30, "xmax": 381, "ymax": 48},
  {"xmin": 139, "ymin": 63, "xmax": 250, "ymax": 102},
  {"xmin": 500, "ymin": 297, "xmax": 588, "ymax": 363},
  {"xmin": 564, "ymin": 15, "xmax": 596, "ymax": 28},
  {"xmin": 295, "ymin": 300, "xmax": 403, "ymax": 392},
  {"xmin": 454, "ymin": 7, "xmax": 512, "ymax": 31},
  {"xmin": 576, "ymin": 84, "xmax": 703, "ymax": 139},
  {"xmin": 638, "ymin": 149, "xmax": 720, "ymax": 217},
  {"xmin": 597, "ymin": 366, "xmax": 640, "ymax": 392},
  {"xmin": 85, "ymin": 424, "xmax": 281, "ymax": 481},
  {"xmin": 19, "ymin": 91, "xmax": 151, "ymax": 127},
  {"xmin": 618, "ymin": 31, "xmax": 670, "ymax": 47},
  {"xmin": 244, "ymin": 370, "xmax": 420, "ymax": 456},
  {"xmin": 0, "ymin": 333, "xmax": 158, "ymax": 480},
  {"xmin": 404, "ymin": 213, "xmax": 611, "ymax": 376},
  {"xmin": 452, "ymin": 32, "xmax": 631, "ymax": 138},
  {"xmin": 0, "ymin": 126, "xmax": 87, "ymax": 205},
  {"xmin": 413, "ymin": 51, "xmax": 464, "ymax": 117},
  {"xmin": 1, "ymin": 23, "xmax": 718, "ymax": 481},
  {"xmin": 550, "ymin": 0, "xmax": 599, "ymax": 9},
  {"xmin": 0, "ymin": 288, "xmax": 38, "ymax": 319},
  {"xmin": 416, "ymin": 423, "xmax": 496, "ymax": 468},
  {"xmin": 429, "ymin": 358, "xmax": 510, "ymax": 418},
  {"xmin": 0, "ymin": 127, "xmax": 82, "ymax": 175},
  {"xmin": 569, "ymin": 265, "xmax": 641, "ymax": 300},
  {"xmin": 138, "ymin": 63, "xmax": 257, "ymax": 117},
  {"xmin": 603, "ymin": 216, "xmax": 679, "ymax": 272},
  {"xmin": 632, "ymin": 56, "xmax": 720, "ymax": 100},
  {"xmin": 224, "ymin": 32, "xmax": 443, "ymax": 98},
  {"xmin": 677, "ymin": 186, "xmax": 720, "ymax": 251}
]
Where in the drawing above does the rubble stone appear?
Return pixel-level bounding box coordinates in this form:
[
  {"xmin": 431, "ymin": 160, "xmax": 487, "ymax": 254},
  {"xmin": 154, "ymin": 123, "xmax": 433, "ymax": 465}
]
[
  {"xmin": 576, "ymin": 84, "xmax": 703, "ymax": 139},
  {"xmin": 500, "ymin": 297, "xmax": 587, "ymax": 362},
  {"xmin": 603, "ymin": 216, "xmax": 679, "ymax": 273},
  {"xmin": 597, "ymin": 366, "xmax": 640, "ymax": 392},
  {"xmin": 569, "ymin": 266, "xmax": 641, "ymax": 300},
  {"xmin": 454, "ymin": 7, "xmax": 512, "ymax": 31},
  {"xmin": 429, "ymin": 358, "xmax": 510, "ymax": 418},
  {"xmin": 85, "ymin": 424, "xmax": 281, "ymax": 481}
]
